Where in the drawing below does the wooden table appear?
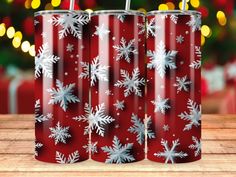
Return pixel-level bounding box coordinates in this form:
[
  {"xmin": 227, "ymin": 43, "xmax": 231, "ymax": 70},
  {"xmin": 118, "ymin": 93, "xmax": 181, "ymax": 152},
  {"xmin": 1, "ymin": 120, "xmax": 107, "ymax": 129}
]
[{"xmin": 0, "ymin": 115, "xmax": 236, "ymax": 177}]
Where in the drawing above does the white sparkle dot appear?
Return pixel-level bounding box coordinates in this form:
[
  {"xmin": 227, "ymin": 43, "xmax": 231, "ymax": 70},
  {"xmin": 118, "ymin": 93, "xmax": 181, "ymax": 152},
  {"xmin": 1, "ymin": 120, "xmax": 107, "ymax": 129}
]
[
  {"xmin": 173, "ymin": 134, "xmax": 175, "ymax": 137},
  {"xmin": 139, "ymin": 106, "xmax": 142, "ymax": 110},
  {"xmin": 126, "ymin": 138, "xmax": 129, "ymax": 141},
  {"xmin": 117, "ymin": 113, "xmax": 120, "ymax": 116},
  {"xmin": 112, "ymin": 37, "xmax": 116, "ymax": 41},
  {"xmin": 75, "ymin": 68, "xmax": 78, "ymax": 71},
  {"xmin": 75, "ymin": 61, "xmax": 78, "ymax": 64},
  {"xmin": 70, "ymin": 55, "xmax": 74, "ymax": 58},
  {"xmin": 180, "ymin": 61, "xmax": 184, "ymax": 65},
  {"xmin": 65, "ymin": 72, "xmax": 68, "ymax": 76},
  {"xmin": 185, "ymin": 31, "xmax": 189, "ymax": 34}
]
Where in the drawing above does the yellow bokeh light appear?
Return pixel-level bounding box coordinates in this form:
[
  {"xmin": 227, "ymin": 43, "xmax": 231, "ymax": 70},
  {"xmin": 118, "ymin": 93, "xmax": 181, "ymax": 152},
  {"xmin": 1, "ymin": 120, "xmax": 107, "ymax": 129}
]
[
  {"xmin": 85, "ymin": 9, "xmax": 94, "ymax": 14},
  {"xmin": 201, "ymin": 25, "xmax": 211, "ymax": 37},
  {"xmin": 21, "ymin": 41, "xmax": 31, "ymax": 53},
  {"xmin": 45, "ymin": 3, "xmax": 54, "ymax": 10},
  {"xmin": 25, "ymin": 0, "xmax": 31, "ymax": 9},
  {"xmin": 7, "ymin": 0, "xmax": 13, "ymax": 3},
  {"xmin": 201, "ymin": 35, "xmax": 205, "ymax": 46},
  {"xmin": 190, "ymin": 0, "xmax": 200, "ymax": 8},
  {"xmin": 159, "ymin": 4, "xmax": 169, "ymax": 10},
  {"xmin": 138, "ymin": 8, "xmax": 147, "ymax": 14},
  {"xmin": 14, "ymin": 31, "xmax": 23, "ymax": 40},
  {"xmin": 0, "ymin": 23, "xmax": 6, "ymax": 37},
  {"xmin": 218, "ymin": 17, "xmax": 227, "ymax": 26},
  {"xmin": 31, "ymin": 0, "xmax": 41, "ymax": 9},
  {"xmin": 7, "ymin": 26, "xmax": 15, "ymax": 39},
  {"xmin": 12, "ymin": 37, "xmax": 21, "ymax": 48},
  {"xmin": 166, "ymin": 2, "xmax": 175, "ymax": 10},
  {"xmin": 29, "ymin": 45, "xmax": 36, "ymax": 57},
  {"xmin": 216, "ymin": 11, "xmax": 225, "ymax": 19},
  {"xmin": 179, "ymin": 2, "xmax": 189, "ymax": 10},
  {"xmin": 51, "ymin": 0, "xmax": 61, "ymax": 7}
]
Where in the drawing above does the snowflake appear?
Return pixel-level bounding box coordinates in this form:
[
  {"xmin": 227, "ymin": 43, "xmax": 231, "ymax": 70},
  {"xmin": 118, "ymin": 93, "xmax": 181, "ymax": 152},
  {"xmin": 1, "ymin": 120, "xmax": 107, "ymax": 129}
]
[
  {"xmin": 170, "ymin": 15, "xmax": 178, "ymax": 24},
  {"xmin": 189, "ymin": 60, "xmax": 201, "ymax": 69},
  {"xmin": 35, "ymin": 99, "xmax": 53, "ymax": 123},
  {"xmin": 105, "ymin": 89, "xmax": 112, "ymax": 96},
  {"xmin": 79, "ymin": 56, "xmax": 109, "ymax": 86},
  {"xmin": 56, "ymin": 150, "xmax": 80, "ymax": 164},
  {"xmin": 34, "ymin": 20, "xmax": 39, "ymax": 26},
  {"xmin": 66, "ymin": 43, "xmax": 74, "ymax": 52},
  {"xmin": 154, "ymin": 139, "xmax": 188, "ymax": 164},
  {"xmin": 176, "ymin": 35, "xmax": 184, "ymax": 44},
  {"xmin": 83, "ymin": 142, "xmax": 98, "ymax": 155},
  {"xmin": 114, "ymin": 68, "xmax": 145, "ymax": 97},
  {"xmin": 47, "ymin": 79, "xmax": 80, "ymax": 112},
  {"xmin": 117, "ymin": 14, "xmax": 126, "ymax": 22},
  {"xmin": 41, "ymin": 32, "xmax": 47, "ymax": 38},
  {"xmin": 113, "ymin": 100, "xmax": 125, "ymax": 111},
  {"xmin": 35, "ymin": 43, "xmax": 60, "ymax": 79},
  {"xmin": 151, "ymin": 95, "xmax": 171, "ymax": 114},
  {"xmin": 94, "ymin": 23, "xmax": 110, "ymax": 40},
  {"xmin": 189, "ymin": 136, "xmax": 201, "ymax": 157},
  {"xmin": 73, "ymin": 103, "xmax": 114, "ymax": 137},
  {"xmin": 35, "ymin": 142, "xmax": 43, "ymax": 157},
  {"xmin": 101, "ymin": 136, "xmax": 135, "ymax": 164},
  {"xmin": 147, "ymin": 41, "xmax": 177, "ymax": 78},
  {"xmin": 178, "ymin": 99, "xmax": 201, "ymax": 131},
  {"xmin": 49, "ymin": 122, "xmax": 71, "ymax": 145},
  {"xmin": 145, "ymin": 116, "xmax": 156, "ymax": 140},
  {"xmin": 186, "ymin": 15, "xmax": 201, "ymax": 32},
  {"xmin": 163, "ymin": 124, "xmax": 170, "ymax": 132},
  {"xmin": 146, "ymin": 18, "xmax": 160, "ymax": 38},
  {"xmin": 113, "ymin": 37, "xmax": 138, "ymax": 63},
  {"xmin": 48, "ymin": 12, "xmax": 89, "ymax": 39},
  {"xmin": 173, "ymin": 75, "xmax": 192, "ymax": 93}
]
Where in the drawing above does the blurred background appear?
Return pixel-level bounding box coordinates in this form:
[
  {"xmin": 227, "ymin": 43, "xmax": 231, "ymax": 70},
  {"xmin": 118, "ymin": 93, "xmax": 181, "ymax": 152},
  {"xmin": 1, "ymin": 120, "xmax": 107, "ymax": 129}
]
[{"xmin": 0, "ymin": 0, "xmax": 235, "ymax": 114}]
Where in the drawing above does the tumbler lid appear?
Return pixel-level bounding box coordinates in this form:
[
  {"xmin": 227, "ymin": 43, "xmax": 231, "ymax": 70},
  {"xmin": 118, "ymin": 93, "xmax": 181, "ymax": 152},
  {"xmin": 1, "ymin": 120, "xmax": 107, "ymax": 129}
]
[
  {"xmin": 34, "ymin": 10, "xmax": 88, "ymax": 17},
  {"xmin": 92, "ymin": 10, "xmax": 145, "ymax": 16},
  {"xmin": 147, "ymin": 10, "xmax": 201, "ymax": 16}
]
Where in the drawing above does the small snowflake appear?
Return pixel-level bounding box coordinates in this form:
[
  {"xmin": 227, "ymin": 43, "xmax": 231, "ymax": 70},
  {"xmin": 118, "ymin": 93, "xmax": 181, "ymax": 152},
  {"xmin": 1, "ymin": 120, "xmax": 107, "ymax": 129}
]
[
  {"xmin": 35, "ymin": 99, "xmax": 53, "ymax": 123},
  {"xmin": 83, "ymin": 142, "xmax": 98, "ymax": 155},
  {"xmin": 189, "ymin": 136, "xmax": 201, "ymax": 157},
  {"xmin": 176, "ymin": 35, "xmax": 184, "ymax": 44},
  {"xmin": 34, "ymin": 20, "xmax": 39, "ymax": 26},
  {"xmin": 117, "ymin": 14, "xmax": 126, "ymax": 22},
  {"xmin": 151, "ymin": 95, "xmax": 171, "ymax": 114},
  {"xmin": 195, "ymin": 46, "xmax": 202, "ymax": 58},
  {"xmin": 186, "ymin": 15, "xmax": 201, "ymax": 32},
  {"xmin": 113, "ymin": 37, "xmax": 138, "ymax": 63},
  {"xmin": 163, "ymin": 124, "xmax": 170, "ymax": 132},
  {"xmin": 154, "ymin": 139, "xmax": 188, "ymax": 164},
  {"xmin": 35, "ymin": 142, "xmax": 43, "ymax": 157},
  {"xmin": 189, "ymin": 60, "xmax": 201, "ymax": 69},
  {"xmin": 94, "ymin": 23, "xmax": 110, "ymax": 40},
  {"xmin": 66, "ymin": 43, "xmax": 74, "ymax": 52},
  {"xmin": 147, "ymin": 41, "xmax": 177, "ymax": 78},
  {"xmin": 173, "ymin": 75, "xmax": 192, "ymax": 93},
  {"xmin": 145, "ymin": 18, "xmax": 160, "ymax": 38},
  {"xmin": 170, "ymin": 15, "xmax": 178, "ymax": 24},
  {"xmin": 41, "ymin": 32, "xmax": 47, "ymax": 38},
  {"xmin": 105, "ymin": 89, "xmax": 112, "ymax": 96},
  {"xmin": 113, "ymin": 100, "xmax": 125, "ymax": 111},
  {"xmin": 49, "ymin": 122, "xmax": 71, "ymax": 145},
  {"xmin": 56, "ymin": 150, "xmax": 80, "ymax": 164},
  {"xmin": 178, "ymin": 99, "xmax": 201, "ymax": 131},
  {"xmin": 47, "ymin": 79, "xmax": 80, "ymax": 112},
  {"xmin": 101, "ymin": 136, "xmax": 135, "ymax": 164}
]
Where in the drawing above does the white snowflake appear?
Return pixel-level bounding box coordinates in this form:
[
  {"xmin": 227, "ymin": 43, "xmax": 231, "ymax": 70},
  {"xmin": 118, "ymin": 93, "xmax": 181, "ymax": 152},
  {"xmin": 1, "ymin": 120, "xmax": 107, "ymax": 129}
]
[
  {"xmin": 189, "ymin": 60, "xmax": 201, "ymax": 69},
  {"xmin": 56, "ymin": 150, "xmax": 80, "ymax": 164},
  {"xmin": 49, "ymin": 122, "xmax": 71, "ymax": 145},
  {"xmin": 101, "ymin": 136, "xmax": 135, "ymax": 164},
  {"xmin": 113, "ymin": 37, "xmax": 138, "ymax": 63},
  {"xmin": 35, "ymin": 43, "xmax": 60, "ymax": 79},
  {"xmin": 35, "ymin": 99, "xmax": 53, "ymax": 123},
  {"xmin": 41, "ymin": 32, "xmax": 47, "ymax": 38},
  {"xmin": 105, "ymin": 89, "xmax": 112, "ymax": 96},
  {"xmin": 186, "ymin": 15, "xmax": 201, "ymax": 32},
  {"xmin": 94, "ymin": 23, "xmax": 110, "ymax": 40},
  {"xmin": 151, "ymin": 95, "xmax": 171, "ymax": 114},
  {"xmin": 35, "ymin": 142, "xmax": 43, "ymax": 157},
  {"xmin": 47, "ymin": 79, "xmax": 80, "ymax": 112},
  {"xmin": 178, "ymin": 99, "xmax": 201, "ymax": 131},
  {"xmin": 147, "ymin": 41, "xmax": 177, "ymax": 78},
  {"xmin": 73, "ymin": 103, "xmax": 114, "ymax": 137},
  {"xmin": 195, "ymin": 46, "xmax": 202, "ymax": 58},
  {"xmin": 173, "ymin": 75, "xmax": 192, "ymax": 93},
  {"xmin": 83, "ymin": 142, "xmax": 98, "ymax": 155},
  {"xmin": 163, "ymin": 124, "xmax": 170, "ymax": 132},
  {"xmin": 48, "ymin": 12, "xmax": 89, "ymax": 39},
  {"xmin": 146, "ymin": 18, "xmax": 160, "ymax": 38},
  {"xmin": 66, "ymin": 43, "xmax": 74, "ymax": 52},
  {"xmin": 176, "ymin": 35, "xmax": 184, "ymax": 44},
  {"xmin": 154, "ymin": 139, "xmax": 188, "ymax": 164},
  {"xmin": 145, "ymin": 116, "xmax": 156, "ymax": 140},
  {"xmin": 114, "ymin": 68, "xmax": 145, "ymax": 97},
  {"xmin": 170, "ymin": 15, "xmax": 178, "ymax": 24},
  {"xmin": 117, "ymin": 14, "xmax": 126, "ymax": 22},
  {"xmin": 189, "ymin": 136, "xmax": 201, "ymax": 157},
  {"xmin": 227, "ymin": 63, "xmax": 236, "ymax": 79},
  {"xmin": 113, "ymin": 100, "xmax": 125, "ymax": 111},
  {"xmin": 34, "ymin": 20, "xmax": 39, "ymax": 26},
  {"xmin": 79, "ymin": 56, "xmax": 109, "ymax": 86}
]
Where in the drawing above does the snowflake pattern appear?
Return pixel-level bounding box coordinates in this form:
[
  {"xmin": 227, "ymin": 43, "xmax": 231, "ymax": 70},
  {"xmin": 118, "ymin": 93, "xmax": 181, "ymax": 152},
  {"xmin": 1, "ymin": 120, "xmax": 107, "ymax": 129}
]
[
  {"xmin": 113, "ymin": 100, "xmax": 125, "ymax": 111},
  {"xmin": 35, "ymin": 99, "xmax": 53, "ymax": 123},
  {"xmin": 170, "ymin": 15, "xmax": 178, "ymax": 24},
  {"xmin": 151, "ymin": 95, "xmax": 171, "ymax": 114},
  {"xmin": 147, "ymin": 41, "xmax": 177, "ymax": 78},
  {"xmin": 154, "ymin": 139, "xmax": 188, "ymax": 164},
  {"xmin": 186, "ymin": 15, "xmax": 201, "ymax": 32},
  {"xmin": 176, "ymin": 35, "xmax": 184, "ymax": 44},
  {"xmin": 195, "ymin": 46, "xmax": 202, "ymax": 58},
  {"xmin": 189, "ymin": 60, "xmax": 201, "ymax": 69},
  {"xmin": 146, "ymin": 18, "xmax": 160, "ymax": 38},
  {"xmin": 73, "ymin": 103, "xmax": 114, "ymax": 137},
  {"xmin": 163, "ymin": 124, "xmax": 170, "ymax": 132},
  {"xmin": 173, "ymin": 75, "xmax": 192, "ymax": 93},
  {"xmin": 117, "ymin": 14, "xmax": 126, "ymax": 22},
  {"xmin": 113, "ymin": 37, "xmax": 138, "ymax": 63},
  {"xmin": 56, "ymin": 150, "xmax": 80, "ymax": 164},
  {"xmin": 47, "ymin": 79, "xmax": 80, "ymax": 112},
  {"xmin": 48, "ymin": 12, "xmax": 89, "ymax": 39},
  {"xmin": 35, "ymin": 43, "xmax": 60, "ymax": 79},
  {"xmin": 178, "ymin": 99, "xmax": 201, "ymax": 131},
  {"xmin": 49, "ymin": 122, "xmax": 71, "ymax": 145},
  {"xmin": 83, "ymin": 142, "xmax": 98, "ymax": 155},
  {"xmin": 114, "ymin": 68, "xmax": 145, "ymax": 97},
  {"xmin": 35, "ymin": 142, "xmax": 43, "ymax": 157},
  {"xmin": 66, "ymin": 43, "xmax": 74, "ymax": 52},
  {"xmin": 101, "ymin": 136, "xmax": 135, "ymax": 164},
  {"xmin": 94, "ymin": 23, "xmax": 110, "ymax": 40},
  {"xmin": 189, "ymin": 136, "xmax": 201, "ymax": 157}
]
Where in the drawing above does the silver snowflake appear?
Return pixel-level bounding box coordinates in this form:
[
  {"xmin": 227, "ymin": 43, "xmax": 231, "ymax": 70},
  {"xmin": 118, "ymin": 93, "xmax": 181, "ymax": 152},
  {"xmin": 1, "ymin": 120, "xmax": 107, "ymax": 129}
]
[
  {"xmin": 147, "ymin": 41, "xmax": 177, "ymax": 78},
  {"xmin": 113, "ymin": 100, "xmax": 125, "ymax": 111},
  {"xmin": 163, "ymin": 124, "xmax": 170, "ymax": 132},
  {"xmin": 56, "ymin": 150, "xmax": 80, "ymax": 164},
  {"xmin": 151, "ymin": 95, "xmax": 171, "ymax": 114},
  {"xmin": 113, "ymin": 37, "xmax": 138, "ymax": 63},
  {"xmin": 35, "ymin": 99, "xmax": 53, "ymax": 123},
  {"xmin": 195, "ymin": 46, "xmax": 202, "ymax": 58},
  {"xmin": 145, "ymin": 116, "xmax": 156, "ymax": 140},
  {"xmin": 47, "ymin": 79, "xmax": 80, "ymax": 112},
  {"xmin": 66, "ymin": 43, "xmax": 74, "ymax": 52},
  {"xmin": 105, "ymin": 89, "xmax": 112, "ymax": 96},
  {"xmin": 189, "ymin": 136, "xmax": 201, "ymax": 157},
  {"xmin": 101, "ymin": 136, "xmax": 135, "ymax": 164},
  {"xmin": 49, "ymin": 122, "xmax": 71, "ymax": 145},
  {"xmin": 35, "ymin": 142, "xmax": 43, "ymax": 157},
  {"xmin": 73, "ymin": 103, "xmax": 114, "ymax": 137},
  {"xmin": 154, "ymin": 139, "xmax": 188, "ymax": 164},
  {"xmin": 186, "ymin": 15, "xmax": 201, "ymax": 32},
  {"xmin": 35, "ymin": 43, "xmax": 60, "ymax": 79},
  {"xmin": 94, "ymin": 23, "xmax": 110, "ymax": 40},
  {"xmin": 83, "ymin": 142, "xmax": 98, "ymax": 155},
  {"xmin": 114, "ymin": 68, "xmax": 145, "ymax": 97},
  {"xmin": 178, "ymin": 99, "xmax": 201, "ymax": 131},
  {"xmin": 79, "ymin": 56, "xmax": 109, "ymax": 86},
  {"xmin": 146, "ymin": 18, "xmax": 160, "ymax": 38},
  {"xmin": 189, "ymin": 60, "xmax": 201, "ymax": 69},
  {"xmin": 117, "ymin": 14, "xmax": 126, "ymax": 22},
  {"xmin": 176, "ymin": 35, "xmax": 184, "ymax": 44},
  {"xmin": 48, "ymin": 12, "xmax": 89, "ymax": 39},
  {"xmin": 170, "ymin": 15, "xmax": 178, "ymax": 24},
  {"xmin": 173, "ymin": 75, "xmax": 192, "ymax": 93}
]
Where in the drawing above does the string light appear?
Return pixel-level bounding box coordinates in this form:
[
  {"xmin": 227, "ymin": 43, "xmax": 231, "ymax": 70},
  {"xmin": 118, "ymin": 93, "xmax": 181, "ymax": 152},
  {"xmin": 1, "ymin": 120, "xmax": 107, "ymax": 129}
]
[
  {"xmin": 29, "ymin": 45, "xmax": 36, "ymax": 57},
  {"xmin": 0, "ymin": 23, "xmax": 6, "ymax": 37},
  {"xmin": 201, "ymin": 25, "xmax": 211, "ymax": 37},
  {"xmin": 24, "ymin": 0, "xmax": 31, "ymax": 9},
  {"xmin": 31, "ymin": 0, "xmax": 41, "ymax": 9},
  {"xmin": 51, "ymin": 0, "xmax": 61, "ymax": 7},
  {"xmin": 21, "ymin": 41, "xmax": 31, "ymax": 53},
  {"xmin": 216, "ymin": 11, "xmax": 227, "ymax": 26},
  {"xmin": 201, "ymin": 35, "xmax": 205, "ymax": 46},
  {"xmin": 166, "ymin": 2, "xmax": 175, "ymax": 10},
  {"xmin": 179, "ymin": 2, "xmax": 189, "ymax": 10},
  {"xmin": 14, "ymin": 31, "xmax": 23, "ymax": 40},
  {"xmin": 7, "ymin": 26, "xmax": 15, "ymax": 39},
  {"xmin": 190, "ymin": 0, "xmax": 200, "ymax": 8},
  {"xmin": 12, "ymin": 37, "xmax": 21, "ymax": 48},
  {"xmin": 158, "ymin": 4, "xmax": 168, "ymax": 10}
]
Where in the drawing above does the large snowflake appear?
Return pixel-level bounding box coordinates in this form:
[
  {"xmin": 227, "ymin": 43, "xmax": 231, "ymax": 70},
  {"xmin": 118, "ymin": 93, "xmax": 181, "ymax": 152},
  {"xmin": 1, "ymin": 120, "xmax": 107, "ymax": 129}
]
[
  {"xmin": 35, "ymin": 43, "xmax": 60, "ymax": 79},
  {"xmin": 189, "ymin": 136, "xmax": 201, "ymax": 157},
  {"xmin": 113, "ymin": 37, "xmax": 138, "ymax": 63},
  {"xmin": 173, "ymin": 75, "xmax": 192, "ymax": 93},
  {"xmin": 49, "ymin": 122, "xmax": 71, "ymax": 145},
  {"xmin": 101, "ymin": 136, "xmax": 135, "ymax": 164},
  {"xmin": 151, "ymin": 95, "xmax": 171, "ymax": 114},
  {"xmin": 114, "ymin": 68, "xmax": 145, "ymax": 97},
  {"xmin": 56, "ymin": 150, "xmax": 80, "ymax": 164},
  {"xmin": 47, "ymin": 79, "xmax": 80, "ymax": 112},
  {"xmin": 178, "ymin": 99, "xmax": 201, "ymax": 131},
  {"xmin": 35, "ymin": 99, "xmax": 53, "ymax": 123},
  {"xmin": 94, "ymin": 23, "xmax": 110, "ymax": 40},
  {"xmin": 83, "ymin": 142, "xmax": 98, "ymax": 155},
  {"xmin": 154, "ymin": 139, "xmax": 188, "ymax": 164},
  {"xmin": 73, "ymin": 103, "xmax": 114, "ymax": 137},
  {"xmin": 186, "ymin": 15, "xmax": 201, "ymax": 32},
  {"xmin": 48, "ymin": 12, "xmax": 89, "ymax": 39},
  {"xmin": 79, "ymin": 56, "xmax": 109, "ymax": 86},
  {"xmin": 147, "ymin": 41, "xmax": 177, "ymax": 78}
]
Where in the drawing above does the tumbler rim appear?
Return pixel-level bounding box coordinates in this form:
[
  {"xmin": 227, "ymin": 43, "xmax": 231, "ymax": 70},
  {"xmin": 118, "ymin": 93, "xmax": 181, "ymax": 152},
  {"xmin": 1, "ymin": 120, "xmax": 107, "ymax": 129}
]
[
  {"xmin": 92, "ymin": 10, "xmax": 145, "ymax": 16},
  {"xmin": 147, "ymin": 10, "xmax": 201, "ymax": 16},
  {"xmin": 34, "ymin": 10, "xmax": 88, "ymax": 17}
]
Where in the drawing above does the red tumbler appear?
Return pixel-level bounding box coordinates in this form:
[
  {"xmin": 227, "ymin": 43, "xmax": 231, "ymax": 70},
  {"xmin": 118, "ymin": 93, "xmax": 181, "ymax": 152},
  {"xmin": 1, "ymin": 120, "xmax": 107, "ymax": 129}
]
[
  {"xmin": 146, "ymin": 10, "xmax": 202, "ymax": 163},
  {"xmin": 34, "ymin": 10, "xmax": 90, "ymax": 163}
]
